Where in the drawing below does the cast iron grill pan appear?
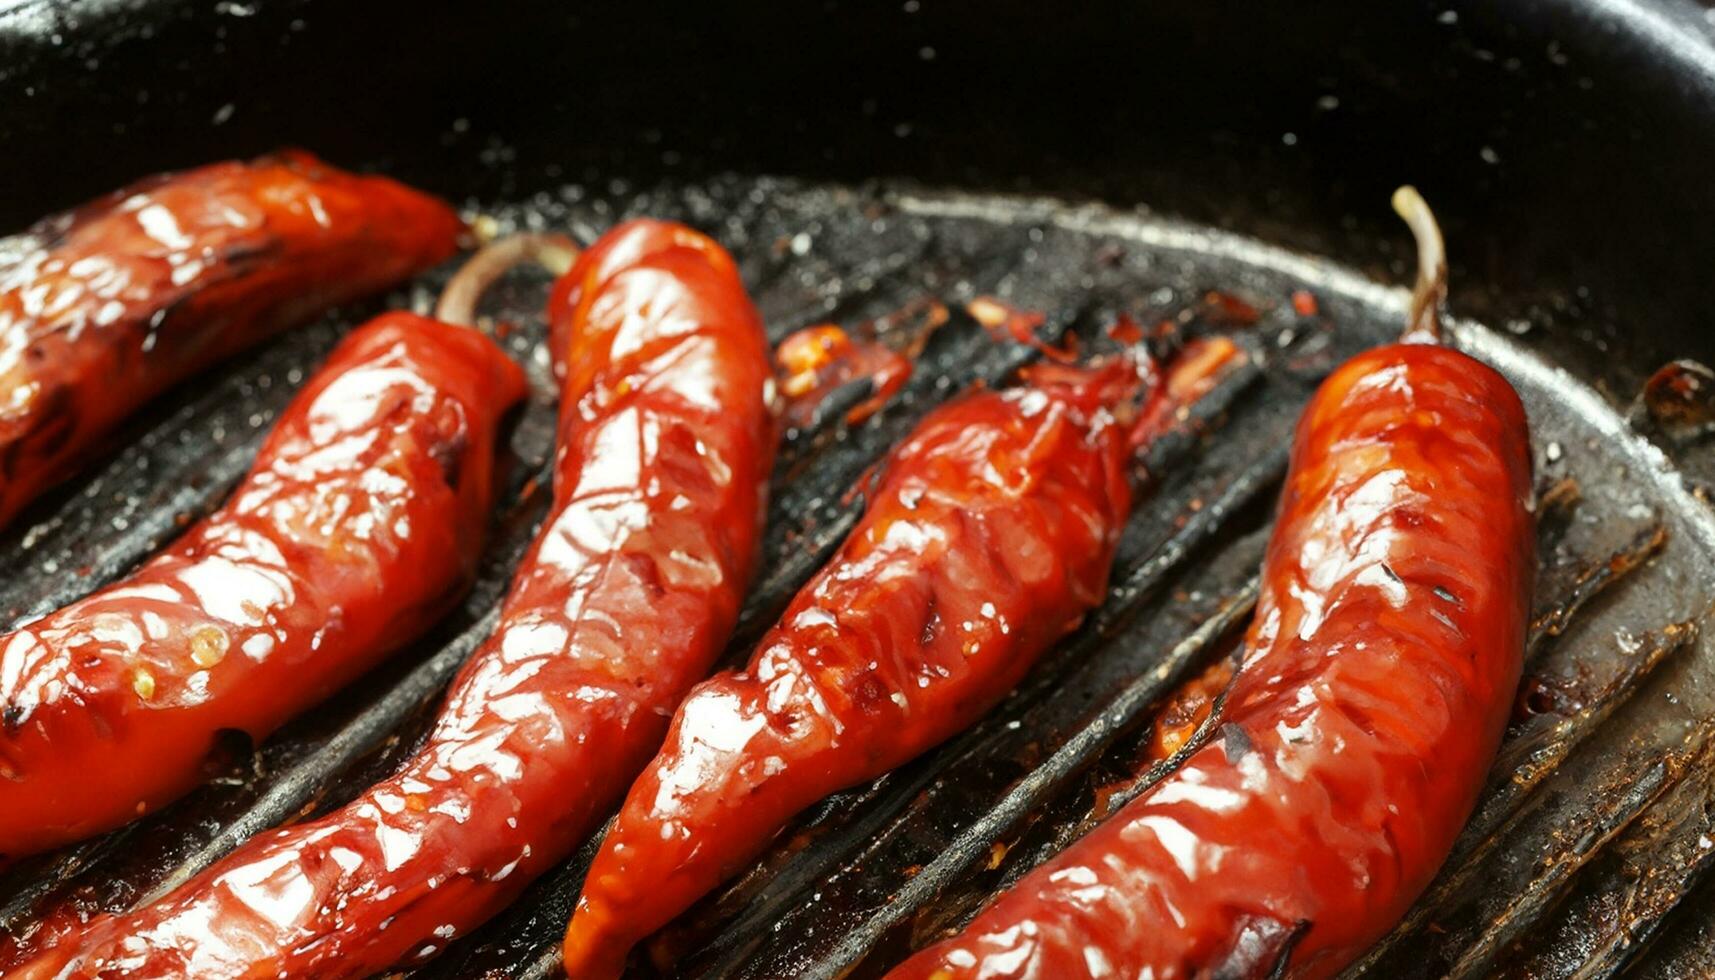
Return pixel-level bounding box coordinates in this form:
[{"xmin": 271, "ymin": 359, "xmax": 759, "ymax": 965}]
[{"xmin": 2, "ymin": 176, "xmax": 1713, "ymax": 980}]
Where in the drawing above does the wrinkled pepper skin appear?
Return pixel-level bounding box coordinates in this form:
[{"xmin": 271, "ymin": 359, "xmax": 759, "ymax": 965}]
[
  {"xmin": 0, "ymin": 312, "xmax": 525, "ymax": 860},
  {"xmin": 0, "ymin": 150, "xmax": 464, "ymax": 528},
  {"xmin": 562, "ymin": 368, "xmax": 1136, "ymax": 977},
  {"xmin": 890, "ymin": 343, "xmax": 1534, "ymax": 980},
  {"xmin": 9, "ymin": 219, "xmax": 775, "ymax": 979}
]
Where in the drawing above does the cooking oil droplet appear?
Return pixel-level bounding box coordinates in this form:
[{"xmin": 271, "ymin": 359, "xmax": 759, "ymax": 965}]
[{"xmin": 190, "ymin": 625, "xmax": 230, "ymax": 668}]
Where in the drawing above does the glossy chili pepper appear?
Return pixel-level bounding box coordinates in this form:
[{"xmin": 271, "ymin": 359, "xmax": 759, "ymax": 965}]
[
  {"xmin": 889, "ymin": 189, "xmax": 1535, "ymax": 980},
  {"xmin": 9, "ymin": 218, "xmax": 776, "ymax": 979},
  {"xmin": 561, "ymin": 353, "xmax": 1165, "ymax": 978},
  {"xmin": 0, "ymin": 312, "xmax": 525, "ymax": 860},
  {"xmin": 0, "ymin": 149, "xmax": 464, "ymax": 529}
]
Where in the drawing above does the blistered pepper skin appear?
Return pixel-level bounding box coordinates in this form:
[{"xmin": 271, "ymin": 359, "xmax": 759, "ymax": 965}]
[
  {"xmin": 890, "ymin": 343, "xmax": 1534, "ymax": 980},
  {"xmin": 0, "ymin": 313, "xmax": 525, "ymax": 860},
  {"xmin": 562, "ymin": 370, "xmax": 1135, "ymax": 977},
  {"xmin": 9, "ymin": 220, "xmax": 775, "ymax": 979},
  {"xmin": 0, "ymin": 150, "xmax": 464, "ymax": 528}
]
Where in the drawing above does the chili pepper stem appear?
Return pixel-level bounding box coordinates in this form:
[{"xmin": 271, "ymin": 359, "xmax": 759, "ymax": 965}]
[
  {"xmin": 1392, "ymin": 185, "xmax": 1447, "ymax": 344},
  {"xmin": 434, "ymin": 232, "xmax": 581, "ymax": 328}
]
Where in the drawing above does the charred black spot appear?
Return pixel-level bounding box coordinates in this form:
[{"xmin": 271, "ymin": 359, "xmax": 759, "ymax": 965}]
[
  {"xmin": 1266, "ymin": 920, "xmax": 1311, "ymax": 980},
  {"xmin": 431, "ymin": 429, "xmax": 469, "ymax": 489},
  {"xmin": 200, "ymin": 727, "xmax": 259, "ymax": 779},
  {"xmin": 1212, "ymin": 915, "xmax": 1310, "ymax": 980},
  {"xmin": 1, "ymin": 702, "xmax": 24, "ymax": 733},
  {"xmin": 216, "ymin": 237, "xmax": 284, "ymax": 269},
  {"xmin": 1220, "ymin": 722, "xmax": 1253, "ymax": 763}
]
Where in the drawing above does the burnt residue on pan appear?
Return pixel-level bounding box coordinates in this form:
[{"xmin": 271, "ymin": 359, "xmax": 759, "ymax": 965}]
[{"xmin": 2, "ymin": 177, "xmax": 1713, "ymax": 980}]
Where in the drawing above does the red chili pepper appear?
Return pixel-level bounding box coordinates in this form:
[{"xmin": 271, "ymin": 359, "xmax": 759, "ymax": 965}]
[
  {"xmin": 888, "ymin": 189, "xmax": 1535, "ymax": 980},
  {"xmin": 9, "ymin": 218, "xmax": 775, "ymax": 979},
  {"xmin": 0, "ymin": 150, "xmax": 464, "ymax": 529},
  {"xmin": 0, "ymin": 312, "xmax": 525, "ymax": 860},
  {"xmin": 561, "ymin": 355, "xmax": 1158, "ymax": 977}
]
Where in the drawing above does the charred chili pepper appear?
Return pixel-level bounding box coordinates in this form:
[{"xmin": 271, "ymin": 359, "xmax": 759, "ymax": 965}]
[
  {"xmin": 889, "ymin": 188, "xmax": 1535, "ymax": 980},
  {"xmin": 0, "ymin": 150, "xmax": 464, "ymax": 528},
  {"xmin": 0, "ymin": 311, "xmax": 526, "ymax": 860},
  {"xmin": 10, "ymin": 218, "xmax": 776, "ymax": 978},
  {"xmin": 560, "ymin": 337, "xmax": 1235, "ymax": 976}
]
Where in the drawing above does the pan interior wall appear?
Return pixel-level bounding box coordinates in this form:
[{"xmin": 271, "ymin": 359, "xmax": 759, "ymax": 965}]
[{"xmin": 4, "ymin": 0, "xmax": 1715, "ymax": 385}]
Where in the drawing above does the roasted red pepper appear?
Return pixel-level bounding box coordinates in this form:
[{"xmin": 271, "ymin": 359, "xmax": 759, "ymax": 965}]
[
  {"xmin": 0, "ymin": 150, "xmax": 464, "ymax": 528},
  {"xmin": 889, "ymin": 189, "xmax": 1535, "ymax": 979},
  {"xmin": 9, "ymin": 218, "xmax": 775, "ymax": 978},
  {"xmin": 561, "ymin": 355, "xmax": 1160, "ymax": 977},
  {"xmin": 0, "ymin": 312, "xmax": 525, "ymax": 859}
]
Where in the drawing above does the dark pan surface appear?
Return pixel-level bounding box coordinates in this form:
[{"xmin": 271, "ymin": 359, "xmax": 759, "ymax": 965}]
[
  {"xmin": 1, "ymin": 175, "xmax": 1713, "ymax": 979},
  {"xmin": 6, "ymin": 0, "xmax": 1715, "ymax": 975}
]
